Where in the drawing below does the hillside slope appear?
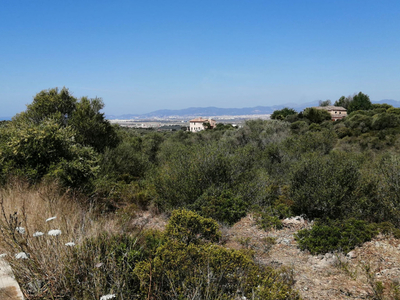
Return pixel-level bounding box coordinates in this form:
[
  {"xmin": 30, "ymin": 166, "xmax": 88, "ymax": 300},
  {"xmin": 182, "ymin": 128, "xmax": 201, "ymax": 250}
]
[{"xmin": 135, "ymin": 212, "xmax": 400, "ymax": 300}]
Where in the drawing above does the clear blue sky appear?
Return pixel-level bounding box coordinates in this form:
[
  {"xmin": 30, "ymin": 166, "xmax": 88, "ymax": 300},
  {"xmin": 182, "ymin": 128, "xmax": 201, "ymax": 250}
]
[{"xmin": 1, "ymin": 0, "xmax": 400, "ymax": 117}]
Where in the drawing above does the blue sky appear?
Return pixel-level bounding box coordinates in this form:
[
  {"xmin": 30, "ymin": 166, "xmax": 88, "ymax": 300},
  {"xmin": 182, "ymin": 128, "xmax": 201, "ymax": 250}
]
[{"xmin": 1, "ymin": 0, "xmax": 400, "ymax": 117}]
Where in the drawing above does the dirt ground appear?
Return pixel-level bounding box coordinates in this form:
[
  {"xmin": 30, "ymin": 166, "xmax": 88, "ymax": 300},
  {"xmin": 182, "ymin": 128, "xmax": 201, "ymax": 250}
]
[
  {"xmin": 225, "ymin": 215, "xmax": 400, "ymax": 300},
  {"xmin": 134, "ymin": 212, "xmax": 400, "ymax": 299}
]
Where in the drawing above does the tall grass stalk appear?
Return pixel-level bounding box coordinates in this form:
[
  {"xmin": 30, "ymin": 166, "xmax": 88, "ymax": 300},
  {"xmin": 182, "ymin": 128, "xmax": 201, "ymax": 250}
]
[{"xmin": 0, "ymin": 180, "xmax": 120, "ymax": 299}]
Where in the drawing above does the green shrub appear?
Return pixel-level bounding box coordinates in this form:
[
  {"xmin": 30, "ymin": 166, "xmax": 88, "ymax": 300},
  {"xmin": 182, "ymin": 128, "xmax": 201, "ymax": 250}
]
[
  {"xmin": 335, "ymin": 125, "xmax": 352, "ymax": 138},
  {"xmin": 256, "ymin": 212, "xmax": 283, "ymax": 230},
  {"xmin": 93, "ymin": 178, "xmax": 155, "ymax": 211},
  {"xmin": 373, "ymin": 222, "xmax": 400, "ymax": 239},
  {"xmin": 371, "ymin": 113, "xmax": 400, "ymax": 130},
  {"xmin": 98, "ymin": 141, "xmax": 149, "ymax": 181},
  {"xmin": 284, "ymin": 129, "xmax": 337, "ymax": 156},
  {"xmin": 65, "ymin": 233, "xmax": 143, "ymax": 299},
  {"xmin": 308, "ymin": 123, "xmax": 322, "ymax": 131},
  {"xmin": 0, "ymin": 119, "xmax": 100, "ymax": 189},
  {"xmin": 290, "ymin": 121, "xmax": 309, "ymax": 134},
  {"xmin": 165, "ymin": 209, "xmax": 221, "ymax": 244},
  {"xmin": 303, "ymin": 107, "xmax": 331, "ymax": 124},
  {"xmin": 133, "ymin": 239, "xmax": 300, "ymax": 300},
  {"xmin": 387, "ymin": 107, "xmax": 400, "ymax": 115},
  {"xmin": 344, "ymin": 113, "xmax": 372, "ymax": 134},
  {"xmin": 295, "ymin": 218, "xmax": 377, "ymax": 254},
  {"xmin": 273, "ymin": 202, "xmax": 293, "ymax": 219},
  {"xmin": 290, "ymin": 152, "xmax": 360, "ymax": 220},
  {"xmin": 189, "ymin": 188, "xmax": 247, "ymax": 225}
]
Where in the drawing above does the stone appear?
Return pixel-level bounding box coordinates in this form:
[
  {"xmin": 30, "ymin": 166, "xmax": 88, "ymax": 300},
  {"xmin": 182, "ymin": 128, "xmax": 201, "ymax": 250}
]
[{"xmin": 346, "ymin": 251, "xmax": 357, "ymax": 259}]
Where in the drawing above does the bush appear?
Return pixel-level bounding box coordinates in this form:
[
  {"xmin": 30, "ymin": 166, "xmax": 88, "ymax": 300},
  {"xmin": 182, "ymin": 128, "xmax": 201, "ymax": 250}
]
[
  {"xmin": 387, "ymin": 107, "xmax": 400, "ymax": 115},
  {"xmin": 133, "ymin": 239, "xmax": 300, "ymax": 300},
  {"xmin": 373, "ymin": 222, "xmax": 400, "ymax": 239},
  {"xmin": 271, "ymin": 107, "xmax": 297, "ymax": 120},
  {"xmin": 290, "ymin": 152, "xmax": 360, "ymax": 220},
  {"xmin": 93, "ymin": 178, "xmax": 155, "ymax": 211},
  {"xmin": 290, "ymin": 121, "xmax": 309, "ymax": 134},
  {"xmin": 256, "ymin": 212, "xmax": 283, "ymax": 230},
  {"xmin": 133, "ymin": 208, "xmax": 300, "ymax": 299},
  {"xmin": 295, "ymin": 218, "xmax": 377, "ymax": 254},
  {"xmin": 65, "ymin": 233, "xmax": 143, "ymax": 299},
  {"xmin": 308, "ymin": 123, "xmax": 322, "ymax": 131},
  {"xmin": 284, "ymin": 129, "xmax": 337, "ymax": 156},
  {"xmin": 371, "ymin": 113, "xmax": 400, "ymax": 130},
  {"xmin": 189, "ymin": 188, "xmax": 247, "ymax": 225},
  {"xmin": 165, "ymin": 209, "xmax": 221, "ymax": 244},
  {"xmin": 98, "ymin": 141, "xmax": 149, "ymax": 181},
  {"xmin": 0, "ymin": 119, "xmax": 100, "ymax": 189},
  {"xmin": 335, "ymin": 124, "xmax": 352, "ymax": 138},
  {"xmin": 344, "ymin": 113, "xmax": 372, "ymax": 134},
  {"xmin": 303, "ymin": 107, "xmax": 331, "ymax": 124}
]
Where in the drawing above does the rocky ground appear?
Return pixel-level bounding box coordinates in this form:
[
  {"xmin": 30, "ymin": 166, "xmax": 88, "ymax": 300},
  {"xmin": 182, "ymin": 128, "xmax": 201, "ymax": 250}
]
[
  {"xmin": 225, "ymin": 215, "xmax": 400, "ymax": 300},
  {"xmin": 134, "ymin": 212, "xmax": 400, "ymax": 299}
]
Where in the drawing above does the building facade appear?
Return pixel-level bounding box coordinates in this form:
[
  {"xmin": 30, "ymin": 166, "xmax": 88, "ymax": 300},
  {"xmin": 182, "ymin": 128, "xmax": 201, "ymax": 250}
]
[
  {"xmin": 315, "ymin": 106, "xmax": 347, "ymax": 121},
  {"xmin": 189, "ymin": 117, "xmax": 217, "ymax": 132}
]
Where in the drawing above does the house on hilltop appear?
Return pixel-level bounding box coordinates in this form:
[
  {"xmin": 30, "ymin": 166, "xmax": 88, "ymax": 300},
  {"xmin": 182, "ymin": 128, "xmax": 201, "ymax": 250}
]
[
  {"xmin": 314, "ymin": 106, "xmax": 347, "ymax": 121},
  {"xmin": 189, "ymin": 117, "xmax": 216, "ymax": 132}
]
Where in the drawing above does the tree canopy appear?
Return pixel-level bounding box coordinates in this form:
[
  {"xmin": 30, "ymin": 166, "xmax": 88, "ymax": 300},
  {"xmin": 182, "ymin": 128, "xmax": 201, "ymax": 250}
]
[
  {"xmin": 347, "ymin": 92, "xmax": 372, "ymax": 114},
  {"xmin": 319, "ymin": 100, "xmax": 331, "ymax": 107},
  {"xmin": 334, "ymin": 95, "xmax": 351, "ymax": 109},
  {"xmin": 270, "ymin": 107, "xmax": 297, "ymax": 120},
  {"xmin": 0, "ymin": 87, "xmax": 119, "ymax": 188}
]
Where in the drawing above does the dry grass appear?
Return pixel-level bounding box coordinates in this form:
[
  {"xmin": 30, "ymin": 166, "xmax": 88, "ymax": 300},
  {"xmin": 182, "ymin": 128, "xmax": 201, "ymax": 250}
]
[{"xmin": 0, "ymin": 180, "xmax": 122, "ymax": 299}]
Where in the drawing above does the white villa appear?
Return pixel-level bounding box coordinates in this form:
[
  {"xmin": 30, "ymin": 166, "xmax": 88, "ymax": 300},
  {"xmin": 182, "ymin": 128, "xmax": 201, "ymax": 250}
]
[{"xmin": 189, "ymin": 117, "xmax": 217, "ymax": 132}]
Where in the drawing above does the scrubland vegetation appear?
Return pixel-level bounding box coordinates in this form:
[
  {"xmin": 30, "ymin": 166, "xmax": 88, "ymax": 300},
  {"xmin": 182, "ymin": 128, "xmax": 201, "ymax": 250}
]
[{"xmin": 1, "ymin": 88, "xmax": 400, "ymax": 299}]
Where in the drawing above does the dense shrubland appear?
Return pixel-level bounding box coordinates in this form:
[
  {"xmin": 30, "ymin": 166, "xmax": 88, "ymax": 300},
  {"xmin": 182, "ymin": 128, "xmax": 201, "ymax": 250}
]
[{"xmin": 2, "ymin": 88, "xmax": 400, "ymax": 298}]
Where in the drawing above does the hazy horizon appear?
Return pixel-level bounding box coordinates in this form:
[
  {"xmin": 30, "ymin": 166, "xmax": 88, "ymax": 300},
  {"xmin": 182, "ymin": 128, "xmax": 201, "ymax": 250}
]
[{"xmin": 3, "ymin": 97, "xmax": 399, "ymax": 121}]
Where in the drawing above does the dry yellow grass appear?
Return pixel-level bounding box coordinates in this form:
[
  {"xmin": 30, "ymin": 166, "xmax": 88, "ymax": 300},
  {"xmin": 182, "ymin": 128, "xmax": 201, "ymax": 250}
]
[{"xmin": 0, "ymin": 180, "xmax": 123, "ymax": 299}]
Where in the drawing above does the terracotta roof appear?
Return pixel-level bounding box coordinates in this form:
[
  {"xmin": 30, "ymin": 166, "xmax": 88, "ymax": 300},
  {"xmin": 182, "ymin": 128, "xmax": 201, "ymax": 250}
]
[{"xmin": 314, "ymin": 106, "xmax": 347, "ymax": 111}]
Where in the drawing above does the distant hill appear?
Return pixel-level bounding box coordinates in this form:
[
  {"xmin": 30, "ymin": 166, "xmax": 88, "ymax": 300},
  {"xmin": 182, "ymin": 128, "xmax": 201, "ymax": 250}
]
[
  {"xmin": 106, "ymin": 99, "xmax": 400, "ymax": 120},
  {"xmin": 106, "ymin": 101, "xmax": 320, "ymax": 119},
  {"xmin": 373, "ymin": 99, "xmax": 400, "ymax": 107}
]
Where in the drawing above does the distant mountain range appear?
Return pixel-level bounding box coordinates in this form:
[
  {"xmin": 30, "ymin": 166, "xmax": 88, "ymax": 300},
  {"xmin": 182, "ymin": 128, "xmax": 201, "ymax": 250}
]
[
  {"xmin": 106, "ymin": 99, "xmax": 400, "ymax": 119},
  {"xmin": 2, "ymin": 99, "xmax": 399, "ymax": 121}
]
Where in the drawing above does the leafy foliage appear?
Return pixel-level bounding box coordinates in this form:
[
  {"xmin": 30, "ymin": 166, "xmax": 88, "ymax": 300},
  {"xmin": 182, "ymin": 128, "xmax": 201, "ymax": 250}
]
[
  {"xmin": 290, "ymin": 152, "xmax": 360, "ymax": 219},
  {"xmin": 165, "ymin": 208, "xmax": 221, "ymax": 244},
  {"xmin": 0, "ymin": 119, "xmax": 99, "ymax": 188},
  {"xmin": 68, "ymin": 97, "xmax": 119, "ymax": 152},
  {"xmin": 256, "ymin": 212, "xmax": 283, "ymax": 230},
  {"xmin": 16, "ymin": 87, "xmax": 77, "ymax": 124},
  {"xmin": 65, "ymin": 233, "xmax": 143, "ymax": 299},
  {"xmin": 271, "ymin": 107, "xmax": 297, "ymax": 120},
  {"xmin": 334, "ymin": 95, "xmax": 351, "ymax": 109},
  {"xmin": 189, "ymin": 188, "xmax": 247, "ymax": 225},
  {"xmin": 0, "ymin": 87, "xmax": 118, "ymax": 189},
  {"xmin": 347, "ymin": 92, "xmax": 372, "ymax": 114},
  {"xmin": 134, "ymin": 209, "xmax": 300, "ymax": 300},
  {"xmin": 303, "ymin": 107, "xmax": 332, "ymax": 124},
  {"xmin": 134, "ymin": 238, "xmax": 300, "ymax": 300},
  {"xmin": 295, "ymin": 218, "xmax": 377, "ymax": 254}
]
